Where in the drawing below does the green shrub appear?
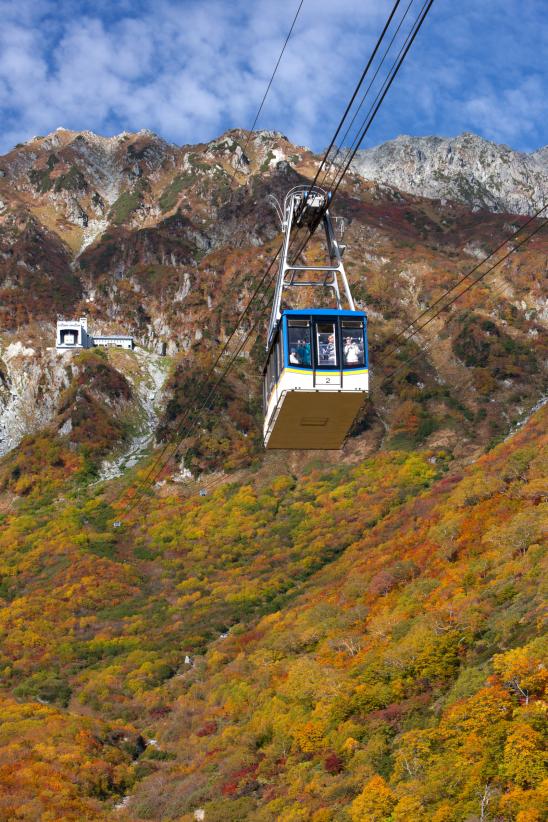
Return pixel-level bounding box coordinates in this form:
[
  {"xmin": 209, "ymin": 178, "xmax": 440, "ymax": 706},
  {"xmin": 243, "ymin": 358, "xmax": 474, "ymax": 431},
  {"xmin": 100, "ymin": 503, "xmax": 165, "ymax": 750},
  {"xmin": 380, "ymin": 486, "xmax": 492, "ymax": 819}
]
[
  {"xmin": 159, "ymin": 174, "xmax": 192, "ymax": 212},
  {"xmin": 29, "ymin": 169, "xmax": 53, "ymax": 193},
  {"xmin": 109, "ymin": 189, "xmax": 142, "ymax": 224},
  {"xmin": 14, "ymin": 671, "xmax": 72, "ymax": 707},
  {"xmin": 54, "ymin": 165, "xmax": 87, "ymax": 192}
]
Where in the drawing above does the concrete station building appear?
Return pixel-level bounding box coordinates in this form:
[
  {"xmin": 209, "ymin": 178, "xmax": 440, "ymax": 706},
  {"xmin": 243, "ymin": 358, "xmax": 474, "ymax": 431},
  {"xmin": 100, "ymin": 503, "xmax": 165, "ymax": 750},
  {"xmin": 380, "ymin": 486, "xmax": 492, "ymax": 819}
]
[{"xmin": 56, "ymin": 317, "xmax": 134, "ymax": 350}]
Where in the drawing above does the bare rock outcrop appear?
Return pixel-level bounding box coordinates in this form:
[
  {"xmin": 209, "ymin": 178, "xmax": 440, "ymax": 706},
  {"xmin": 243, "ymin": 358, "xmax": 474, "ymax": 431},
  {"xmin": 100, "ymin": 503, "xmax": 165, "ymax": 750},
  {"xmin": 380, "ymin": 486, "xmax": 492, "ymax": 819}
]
[{"xmin": 351, "ymin": 132, "xmax": 548, "ymax": 215}]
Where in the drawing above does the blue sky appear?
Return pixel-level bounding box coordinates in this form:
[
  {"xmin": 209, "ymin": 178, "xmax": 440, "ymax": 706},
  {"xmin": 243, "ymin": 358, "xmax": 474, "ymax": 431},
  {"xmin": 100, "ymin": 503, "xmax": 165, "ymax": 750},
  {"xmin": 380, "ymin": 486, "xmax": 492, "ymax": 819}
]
[{"xmin": 0, "ymin": 0, "xmax": 546, "ymax": 155}]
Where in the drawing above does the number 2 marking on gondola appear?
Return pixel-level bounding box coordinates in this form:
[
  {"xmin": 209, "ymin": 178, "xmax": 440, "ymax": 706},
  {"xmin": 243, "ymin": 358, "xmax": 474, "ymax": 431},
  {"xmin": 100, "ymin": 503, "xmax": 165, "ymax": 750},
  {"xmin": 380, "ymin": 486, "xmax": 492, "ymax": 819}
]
[{"xmin": 325, "ymin": 378, "xmax": 330, "ymax": 383}]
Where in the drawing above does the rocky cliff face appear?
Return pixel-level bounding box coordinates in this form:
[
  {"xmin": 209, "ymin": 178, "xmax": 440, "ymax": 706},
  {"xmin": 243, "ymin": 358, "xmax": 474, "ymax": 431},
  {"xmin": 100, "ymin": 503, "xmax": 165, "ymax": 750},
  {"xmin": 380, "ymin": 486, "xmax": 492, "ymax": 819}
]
[
  {"xmin": 0, "ymin": 127, "xmax": 546, "ymax": 468},
  {"xmin": 0, "ymin": 335, "xmax": 70, "ymax": 456},
  {"xmin": 0, "ymin": 330, "xmax": 168, "ymax": 465},
  {"xmin": 351, "ymin": 132, "xmax": 548, "ymax": 215}
]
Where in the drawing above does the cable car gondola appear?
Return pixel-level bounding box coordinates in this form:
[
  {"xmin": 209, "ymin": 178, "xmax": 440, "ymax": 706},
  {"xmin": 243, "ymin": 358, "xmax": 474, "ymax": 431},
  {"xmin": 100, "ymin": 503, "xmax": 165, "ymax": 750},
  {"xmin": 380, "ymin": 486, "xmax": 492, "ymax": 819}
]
[{"xmin": 263, "ymin": 186, "xmax": 369, "ymax": 449}]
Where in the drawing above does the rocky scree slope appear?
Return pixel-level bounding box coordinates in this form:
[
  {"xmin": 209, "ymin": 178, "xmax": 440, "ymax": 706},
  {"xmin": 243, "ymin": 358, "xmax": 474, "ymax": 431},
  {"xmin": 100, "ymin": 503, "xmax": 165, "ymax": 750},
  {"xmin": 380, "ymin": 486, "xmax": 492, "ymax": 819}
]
[
  {"xmin": 0, "ymin": 128, "xmax": 546, "ymax": 472},
  {"xmin": 0, "ymin": 328, "xmax": 168, "ymax": 463},
  {"xmin": 351, "ymin": 132, "xmax": 548, "ymax": 215}
]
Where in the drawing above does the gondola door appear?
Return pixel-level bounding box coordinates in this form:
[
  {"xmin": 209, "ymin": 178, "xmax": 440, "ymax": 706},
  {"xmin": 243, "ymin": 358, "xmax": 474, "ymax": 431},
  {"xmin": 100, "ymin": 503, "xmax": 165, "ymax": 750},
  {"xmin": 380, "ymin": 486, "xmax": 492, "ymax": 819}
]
[{"xmin": 313, "ymin": 319, "xmax": 341, "ymax": 386}]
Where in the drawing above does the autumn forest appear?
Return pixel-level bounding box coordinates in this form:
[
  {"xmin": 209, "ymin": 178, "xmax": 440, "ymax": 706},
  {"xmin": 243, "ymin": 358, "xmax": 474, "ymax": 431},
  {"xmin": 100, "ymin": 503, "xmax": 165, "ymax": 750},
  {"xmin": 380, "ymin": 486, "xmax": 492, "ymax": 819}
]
[{"xmin": 0, "ymin": 123, "xmax": 546, "ymax": 821}]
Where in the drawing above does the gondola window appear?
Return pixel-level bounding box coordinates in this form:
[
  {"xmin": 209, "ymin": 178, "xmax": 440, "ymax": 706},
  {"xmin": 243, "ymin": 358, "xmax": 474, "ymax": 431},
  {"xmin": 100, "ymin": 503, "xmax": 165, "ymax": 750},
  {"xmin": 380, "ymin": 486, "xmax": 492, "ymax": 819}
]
[
  {"xmin": 288, "ymin": 321, "xmax": 311, "ymax": 367},
  {"xmin": 316, "ymin": 322, "xmax": 337, "ymax": 367},
  {"xmin": 342, "ymin": 321, "xmax": 365, "ymax": 367}
]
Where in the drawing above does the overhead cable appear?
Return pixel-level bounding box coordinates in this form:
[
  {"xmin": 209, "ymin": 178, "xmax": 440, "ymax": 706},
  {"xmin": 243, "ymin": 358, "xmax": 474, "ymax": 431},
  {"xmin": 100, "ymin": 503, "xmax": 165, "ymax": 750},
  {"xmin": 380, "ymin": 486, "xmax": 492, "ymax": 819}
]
[
  {"xmin": 382, "ymin": 205, "xmax": 547, "ymax": 359},
  {"xmin": 305, "ymin": 0, "xmax": 403, "ymax": 193},
  {"xmin": 381, "ymin": 216, "xmax": 547, "ymax": 381},
  {"xmin": 331, "ymin": 0, "xmax": 435, "ymax": 197},
  {"xmin": 229, "ymin": 0, "xmax": 305, "ymax": 185}
]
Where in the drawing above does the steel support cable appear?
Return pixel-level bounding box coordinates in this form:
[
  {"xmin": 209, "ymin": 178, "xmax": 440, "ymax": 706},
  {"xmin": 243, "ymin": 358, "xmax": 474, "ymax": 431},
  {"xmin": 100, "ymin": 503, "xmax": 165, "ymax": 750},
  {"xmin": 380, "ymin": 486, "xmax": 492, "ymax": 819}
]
[
  {"xmin": 381, "ymin": 208, "xmax": 547, "ymax": 360},
  {"xmin": 330, "ymin": 0, "xmax": 435, "ymax": 199},
  {"xmin": 116, "ymin": 261, "xmax": 280, "ymax": 515},
  {"xmin": 172, "ymin": 300, "xmax": 284, "ymax": 499},
  {"xmin": 369, "ymin": 273, "xmax": 534, "ymax": 417},
  {"xmin": 117, "ymin": 248, "xmax": 281, "ymax": 516},
  {"xmin": 378, "ymin": 218, "xmax": 547, "ymax": 384},
  {"xmin": 229, "ymin": 0, "xmax": 305, "ymax": 185},
  {"xmin": 304, "ymin": 0, "xmax": 403, "ymax": 195},
  {"xmin": 291, "ymin": 0, "xmax": 408, "ymax": 234},
  {"xmin": 119, "ymin": 4, "xmax": 308, "ymax": 514},
  {"xmin": 376, "ymin": 280, "xmax": 516, "ymax": 391},
  {"xmin": 178, "ymin": 277, "xmax": 282, "ymax": 503},
  {"xmin": 363, "ymin": 226, "xmax": 546, "ymax": 454},
  {"xmin": 317, "ymin": 0, "xmax": 416, "ymax": 192},
  {"xmin": 120, "ymin": 264, "xmax": 279, "ymax": 519},
  {"xmin": 373, "ymin": 274, "xmax": 516, "ymax": 393},
  {"xmin": 95, "ymin": 0, "xmax": 433, "ymax": 514},
  {"xmin": 288, "ymin": 0, "xmax": 435, "ymax": 267},
  {"xmin": 363, "ymin": 277, "xmax": 512, "ymax": 455},
  {"xmin": 120, "ymin": 247, "xmax": 279, "ymax": 502}
]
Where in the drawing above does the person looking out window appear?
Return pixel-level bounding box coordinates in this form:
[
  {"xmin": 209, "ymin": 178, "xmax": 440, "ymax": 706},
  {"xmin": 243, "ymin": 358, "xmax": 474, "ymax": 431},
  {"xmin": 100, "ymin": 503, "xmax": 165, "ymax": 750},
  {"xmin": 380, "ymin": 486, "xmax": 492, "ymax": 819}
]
[{"xmin": 344, "ymin": 336, "xmax": 360, "ymax": 364}]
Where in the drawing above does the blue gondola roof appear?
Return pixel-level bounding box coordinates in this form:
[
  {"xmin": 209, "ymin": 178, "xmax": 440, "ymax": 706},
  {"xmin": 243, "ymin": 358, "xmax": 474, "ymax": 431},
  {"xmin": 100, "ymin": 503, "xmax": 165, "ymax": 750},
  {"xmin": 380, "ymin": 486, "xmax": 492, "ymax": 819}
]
[{"xmin": 281, "ymin": 308, "xmax": 367, "ymax": 318}]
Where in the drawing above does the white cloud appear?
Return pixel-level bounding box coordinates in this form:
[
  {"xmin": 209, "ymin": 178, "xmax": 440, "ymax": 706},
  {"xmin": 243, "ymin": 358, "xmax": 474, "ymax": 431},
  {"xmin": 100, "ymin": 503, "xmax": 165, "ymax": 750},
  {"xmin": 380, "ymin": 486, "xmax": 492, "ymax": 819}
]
[{"xmin": 0, "ymin": 0, "xmax": 545, "ymax": 154}]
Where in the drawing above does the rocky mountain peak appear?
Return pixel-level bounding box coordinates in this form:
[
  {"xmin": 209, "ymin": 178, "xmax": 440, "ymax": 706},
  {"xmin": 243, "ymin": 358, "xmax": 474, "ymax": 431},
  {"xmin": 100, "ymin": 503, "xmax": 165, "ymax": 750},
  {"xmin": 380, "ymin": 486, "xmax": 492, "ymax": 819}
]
[
  {"xmin": 531, "ymin": 145, "xmax": 548, "ymax": 166},
  {"xmin": 351, "ymin": 132, "xmax": 548, "ymax": 215}
]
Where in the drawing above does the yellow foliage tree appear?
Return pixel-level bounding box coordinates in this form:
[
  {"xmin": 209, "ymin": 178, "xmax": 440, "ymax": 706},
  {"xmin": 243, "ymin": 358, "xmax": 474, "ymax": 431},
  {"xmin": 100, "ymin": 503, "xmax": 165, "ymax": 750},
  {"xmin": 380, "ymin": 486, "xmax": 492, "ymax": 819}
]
[
  {"xmin": 350, "ymin": 774, "xmax": 396, "ymax": 822},
  {"xmin": 392, "ymin": 794, "xmax": 425, "ymax": 821},
  {"xmin": 503, "ymin": 723, "xmax": 547, "ymax": 788},
  {"xmin": 493, "ymin": 643, "xmax": 548, "ymax": 703},
  {"xmin": 293, "ymin": 720, "xmax": 325, "ymax": 754}
]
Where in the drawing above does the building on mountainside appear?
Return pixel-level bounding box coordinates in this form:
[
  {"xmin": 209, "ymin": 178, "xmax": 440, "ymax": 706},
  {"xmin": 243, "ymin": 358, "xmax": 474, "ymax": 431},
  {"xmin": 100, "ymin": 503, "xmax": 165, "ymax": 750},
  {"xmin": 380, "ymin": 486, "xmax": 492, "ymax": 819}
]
[
  {"xmin": 92, "ymin": 334, "xmax": 135, "ymax": 350},
  {"xmin": 56, "ymin": 317, "xmax": 94, "ymax": 349},
  {"xmin": 56, "ymin": 317, "xmax": 134, "ymax": 350}
]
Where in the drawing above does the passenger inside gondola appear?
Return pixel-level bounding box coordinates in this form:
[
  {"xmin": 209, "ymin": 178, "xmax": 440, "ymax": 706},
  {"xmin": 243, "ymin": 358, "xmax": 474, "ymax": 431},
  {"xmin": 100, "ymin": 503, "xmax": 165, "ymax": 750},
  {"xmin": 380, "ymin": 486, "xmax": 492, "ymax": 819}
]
[
  {"xmin": 344, "ymin": 336, "xmax": 360, "ymax": 364},
  {"xmin": 296, "ymin": 339, "xmax": 310, "ymax": 365},
  {"xmin": 288, "ymin": 323, "xmax": 312, "ymax": 367},
  {"xmin": 342, "ymin": 324, "xmax": 365, "ymax": 366},
  {"xmin": 317, "ymin": 325, "xmax": 337, "ymax": 366}
]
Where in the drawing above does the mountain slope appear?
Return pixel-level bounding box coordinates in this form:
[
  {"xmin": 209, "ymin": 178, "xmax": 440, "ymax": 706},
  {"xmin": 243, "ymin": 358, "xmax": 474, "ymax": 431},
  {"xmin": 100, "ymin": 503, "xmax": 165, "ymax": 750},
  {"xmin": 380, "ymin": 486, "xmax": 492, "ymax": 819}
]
[
  {"xmin": 0, "ymin": 402, "xmax": 545, "ymax": 820},
  {"xmin": 0, "ymin": 126, "xmax": 546, "ymax": 820},
  {"xmin": 121, "ymin": 405, "xmax": 548, "ymax": 821},
  {"xmin": 351, "ymin": 132, "xmax": 548, "ymax": 215},
  {"xmin": 1, "ymin": 128, "xmax": 546, "ymax": 470}
]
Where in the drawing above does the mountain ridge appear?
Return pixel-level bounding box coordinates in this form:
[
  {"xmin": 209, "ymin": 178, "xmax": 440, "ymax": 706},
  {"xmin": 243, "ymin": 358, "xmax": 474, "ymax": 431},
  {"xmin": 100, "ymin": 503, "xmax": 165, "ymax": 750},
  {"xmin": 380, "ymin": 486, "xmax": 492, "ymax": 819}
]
[
  {"xmin": 0, "ymin": 127, "xmax": 546, "ymax": 469},
  {"xmin": 351, "ymin": 131, "xmax": 548, "ymax": 216}
]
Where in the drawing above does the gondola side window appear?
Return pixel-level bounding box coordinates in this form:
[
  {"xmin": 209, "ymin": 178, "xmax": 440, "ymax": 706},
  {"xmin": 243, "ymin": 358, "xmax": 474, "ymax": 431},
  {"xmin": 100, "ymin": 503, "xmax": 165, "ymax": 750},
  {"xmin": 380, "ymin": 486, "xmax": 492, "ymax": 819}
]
[
  {"xmin": 266, "ymin": 331, "xmax": 283, "ymax": 401},
  {"xmin": 276, "ymin": 332, "xmax": 284, "ymax": 377},
  {"xmin": 316, "ymin": 322, "xmax": 337, "ymax": 367},
  {"xmin": 266, "ymin": 345, "xmax": 276, "ymax": 398},
  {"xmin": 342, "ymin": 321, "xmax": 365, "ymax": 367},
  {"xmin": 287, "ymin": 321, "xmax": 311, "ymax": 367}
]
